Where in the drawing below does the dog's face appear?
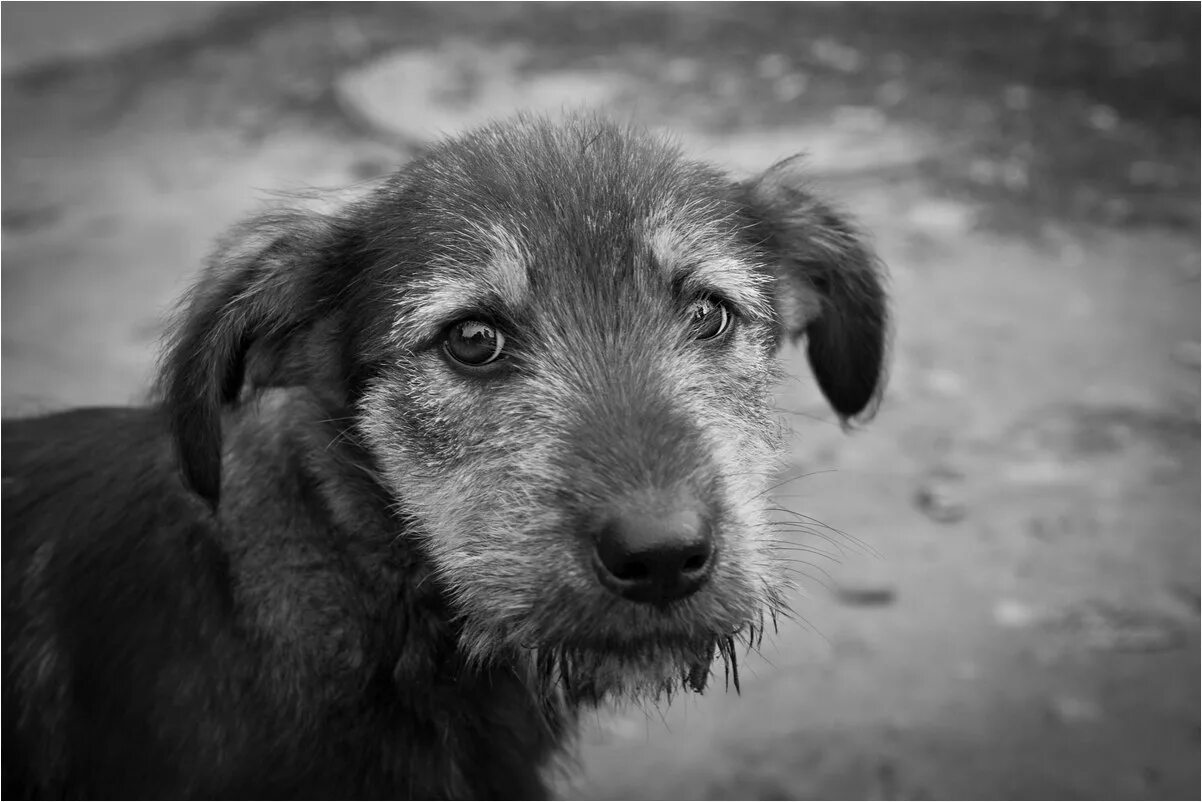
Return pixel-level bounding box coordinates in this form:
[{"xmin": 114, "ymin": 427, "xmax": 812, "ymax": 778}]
[{"xmin": 161, "ymin": 116, "xmax": 887, "ymax": 701}]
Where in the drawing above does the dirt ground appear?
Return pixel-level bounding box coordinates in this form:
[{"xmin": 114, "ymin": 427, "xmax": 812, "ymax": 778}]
[{"xmin": 2, "ymin": 4, "xmax": 1198, "ymax": 799}]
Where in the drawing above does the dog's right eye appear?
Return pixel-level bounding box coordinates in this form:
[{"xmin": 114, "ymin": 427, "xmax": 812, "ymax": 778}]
[{"xmin": 444, "ymin": 320, "xmax": 506, "ymax": 366}]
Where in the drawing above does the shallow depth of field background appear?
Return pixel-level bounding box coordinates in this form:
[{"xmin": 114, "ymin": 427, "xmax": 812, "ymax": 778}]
[{"xmin": 3, "ymin": 3, "xmax": 1198, "ymax": 799}]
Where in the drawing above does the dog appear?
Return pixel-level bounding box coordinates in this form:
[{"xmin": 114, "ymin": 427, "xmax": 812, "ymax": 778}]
[{"xmin": 2, "ymin": 114, "xmax": 888, "ymax": 799}]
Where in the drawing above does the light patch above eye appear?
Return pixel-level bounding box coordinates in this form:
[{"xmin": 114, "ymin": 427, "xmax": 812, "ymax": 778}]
[
  {"xmin": 478, "ymin": 222, "xmax": 530, "ymax": 304},
  {"xmin": 387, "ymin": 223, "xmax": 530, "ymax": 350},
  {"xmin": 647, "ymin": 223, "xmax": 772, "ymax": 320}
]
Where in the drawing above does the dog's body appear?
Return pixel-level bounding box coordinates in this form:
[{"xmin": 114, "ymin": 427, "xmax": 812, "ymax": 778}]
[{"xmin": 3, "ymin": 116, "xmax": 887, "ymax": 799}]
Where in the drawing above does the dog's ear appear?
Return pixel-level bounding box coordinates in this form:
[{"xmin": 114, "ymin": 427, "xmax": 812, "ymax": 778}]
[
  {"xmin": 739, "ymin": 157, "xmax": 889, "ymax": 422},
  {"xmin": 159, "ymin": 210, "xmax": 348, "ymax": 505}
]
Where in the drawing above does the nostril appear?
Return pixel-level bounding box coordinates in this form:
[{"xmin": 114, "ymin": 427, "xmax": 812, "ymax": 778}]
[
  {"xmin": 680, "ymin": 547, "xmax": 710, "ymax": 574},
  {"xmin": 610, "ymin": 558, "xmax": 650, "ymax": 582}
]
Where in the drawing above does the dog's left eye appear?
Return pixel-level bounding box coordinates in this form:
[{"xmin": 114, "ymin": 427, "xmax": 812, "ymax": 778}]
[
  {"xmin": 445, "ymin": 320, "xmax": 506, "ymax": 366},
  {"xmin": 687, "ymin": 297, "xmax": 731, "ymax": 341}
]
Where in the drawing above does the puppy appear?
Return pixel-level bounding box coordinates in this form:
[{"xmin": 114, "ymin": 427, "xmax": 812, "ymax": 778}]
[{"xmin": 2, "ymin": 114, "xmax": 887, "ymax": 799}]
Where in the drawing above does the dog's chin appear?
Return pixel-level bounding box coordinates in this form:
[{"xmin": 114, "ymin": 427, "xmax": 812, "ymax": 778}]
[{"xmin": 512, "ymin": 624, "xmax": 761, "ymax": 707}]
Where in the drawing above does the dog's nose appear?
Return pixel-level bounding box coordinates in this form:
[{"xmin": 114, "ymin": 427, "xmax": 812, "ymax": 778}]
[{"xmin": 593, "ymin": 503, "xmax": 714, "ymax": 605}]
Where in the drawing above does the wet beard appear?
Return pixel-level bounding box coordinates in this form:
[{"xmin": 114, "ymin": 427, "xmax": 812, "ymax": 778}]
[{"xmin": 520, "ymin": 614, "xmax": 775, "ymax": 709}]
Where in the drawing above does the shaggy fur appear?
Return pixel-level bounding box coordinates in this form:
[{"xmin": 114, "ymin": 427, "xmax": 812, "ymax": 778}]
[{"xmin": 2, "ymin": 115, "xmax": 888, "ymax": 799}]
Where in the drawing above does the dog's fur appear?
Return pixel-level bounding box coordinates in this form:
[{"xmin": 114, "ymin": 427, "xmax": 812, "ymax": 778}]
[{"xmin": 2, "ymin": 115, "xmax": 887, "ymax": 799}]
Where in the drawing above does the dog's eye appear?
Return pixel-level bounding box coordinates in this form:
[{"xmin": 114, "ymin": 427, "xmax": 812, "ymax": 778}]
[
  {"xmin": 445, "ymin": 320, "xmax": 506, "ymax": 366},
  {"xmin": 687, "ymin": 297, "xmax": 731, "ymax": 341}
]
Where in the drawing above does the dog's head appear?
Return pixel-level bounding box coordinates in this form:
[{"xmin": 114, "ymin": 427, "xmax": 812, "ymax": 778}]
[{"xmin": 161, "ymin": 115, "xmax": 887, "ymax": 700}]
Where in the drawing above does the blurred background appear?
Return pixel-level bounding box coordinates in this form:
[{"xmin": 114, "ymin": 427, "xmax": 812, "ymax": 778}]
[{"xmin": 2, "ymin": 2, "xmax": 1198, "ymax": 798}]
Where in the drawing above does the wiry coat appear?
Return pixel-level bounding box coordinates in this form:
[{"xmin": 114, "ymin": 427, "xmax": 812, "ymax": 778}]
[{"xmin": 2, "ymin": 115, "xmax": 887, "ymax": 799}]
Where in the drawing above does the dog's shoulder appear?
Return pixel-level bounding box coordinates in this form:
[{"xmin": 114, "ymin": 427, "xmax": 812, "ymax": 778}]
[
  {"xmin": 1, "ymin": 404, "xmax": 235, "ymax": 645},
  {"xmin": 3, "ymin": 406, "xmax": 210, "ymax": 550},
  {"xmin": 2, "ymin": 407, "xmax": 247, "ymax": 796},
  {"xmin": 1, "ymin": 399, "xmax": 419, "ymax": 795}
]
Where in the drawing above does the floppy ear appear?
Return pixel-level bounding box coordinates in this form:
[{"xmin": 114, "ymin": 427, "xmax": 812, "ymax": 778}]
[
  {"xmin": 159, "ymin": 210, "xmax": 349, "ymax": 505},
  {"xmin": 740, "ymin": 158, "xmax": 889, "ymax": 422}
]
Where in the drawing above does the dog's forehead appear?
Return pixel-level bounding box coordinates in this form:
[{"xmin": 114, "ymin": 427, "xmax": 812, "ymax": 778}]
[
  {"xmin": 387, "ymin": 121, "xmax": 772, "ymax": 341},
  {"xmin": 457, "ymin": 195, "xmax": 761, "ymax": 306}
]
